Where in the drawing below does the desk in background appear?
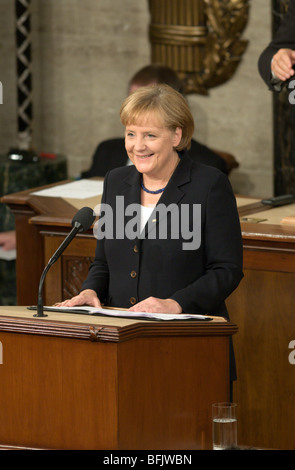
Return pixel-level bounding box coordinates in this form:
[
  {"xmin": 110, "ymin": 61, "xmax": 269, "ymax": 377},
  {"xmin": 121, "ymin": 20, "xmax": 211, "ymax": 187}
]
[
  {"xmin": 0, "ymin": 154, "xmax": 67, "ymax": 305},
  {"xmin": 230, "ymin": 195, "xmax": 295, "ymax": 450}
]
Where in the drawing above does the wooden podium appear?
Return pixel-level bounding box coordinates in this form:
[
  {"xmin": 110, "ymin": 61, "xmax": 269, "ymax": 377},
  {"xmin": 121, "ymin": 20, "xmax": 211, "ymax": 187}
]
[
  {"xmin": 4, "ymin": 182, "xmax": 295, "ymax": 449},
  {"xmin": 0, "ymin": 307, "xmax": 235, "ymax": 450}
]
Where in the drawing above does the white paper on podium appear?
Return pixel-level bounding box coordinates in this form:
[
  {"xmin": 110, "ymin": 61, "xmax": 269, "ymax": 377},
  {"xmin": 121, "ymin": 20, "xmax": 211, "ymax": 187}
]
[
  {"xmin": 40, "ymin": 305, "xmax": 211, "ymax": 321},
  {"xmin": 31, "ymin": 179, "xmax": 104, "ymax": 199}
]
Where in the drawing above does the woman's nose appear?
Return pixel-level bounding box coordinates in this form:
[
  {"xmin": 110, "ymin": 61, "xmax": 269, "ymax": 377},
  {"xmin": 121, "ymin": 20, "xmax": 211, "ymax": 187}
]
[{"xmin": 134, "ymin": 136, "xmax": 146, "ymax": 151}]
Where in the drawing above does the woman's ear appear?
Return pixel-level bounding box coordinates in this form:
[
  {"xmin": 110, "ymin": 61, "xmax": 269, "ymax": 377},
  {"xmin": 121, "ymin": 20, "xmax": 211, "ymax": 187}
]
[{"xmin": 173, "ymin": 127, "xmax": 182, "ymax": 148}]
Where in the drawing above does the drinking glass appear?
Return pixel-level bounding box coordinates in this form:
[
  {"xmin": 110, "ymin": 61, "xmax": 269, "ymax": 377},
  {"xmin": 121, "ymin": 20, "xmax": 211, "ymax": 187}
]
[{"xmin": 212, "ymin": 402, "xmax": 237, "ymax": 450}]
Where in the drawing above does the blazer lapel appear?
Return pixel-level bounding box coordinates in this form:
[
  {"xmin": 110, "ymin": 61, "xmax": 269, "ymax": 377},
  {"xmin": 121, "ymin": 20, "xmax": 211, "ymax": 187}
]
[
  {"xmin": 119, "ymin": 168, "xmax": 142, "ymax": 240},
  {"xmin": 142, "ymin": 153, "xmax": 193, "ymax": 239},
  {"xmin": 121, "ymin": 167, "xmax": 141, "ymax": 204},
  {"xmin": 118, "ymin": 154, "xmax": 194, "ymax": 240}
]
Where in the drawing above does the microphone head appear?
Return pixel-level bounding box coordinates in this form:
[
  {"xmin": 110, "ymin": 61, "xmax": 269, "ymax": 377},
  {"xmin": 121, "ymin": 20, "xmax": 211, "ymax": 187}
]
[{"xmin": 72, "ymin": 207, "xmax": 96, "ymax": 233}]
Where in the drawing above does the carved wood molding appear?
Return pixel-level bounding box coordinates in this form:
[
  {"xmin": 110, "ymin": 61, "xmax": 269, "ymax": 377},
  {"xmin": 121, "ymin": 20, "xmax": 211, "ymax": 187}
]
[
  {"xmin": 0, "ymin": 312, "xmax": 238, "ymax": 343},
  {"xmin": 148, "ymin": 0, "xmax": 249, "ymax": 95},
  {"xmin": 62, "ymin": 256, "xmax": 94, "ymax": 299}
]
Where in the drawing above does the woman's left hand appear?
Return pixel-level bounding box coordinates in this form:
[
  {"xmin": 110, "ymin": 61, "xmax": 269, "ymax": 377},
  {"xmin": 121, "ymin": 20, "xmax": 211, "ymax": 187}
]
[{"xmin": 128, "ymin": 297, "xmax": 182, "ymax": 314}]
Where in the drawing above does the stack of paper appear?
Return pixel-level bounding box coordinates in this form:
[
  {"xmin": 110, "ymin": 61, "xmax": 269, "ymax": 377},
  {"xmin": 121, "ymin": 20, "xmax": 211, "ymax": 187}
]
[{"xmin": 37, "ymin": 305, "xmax": 213, "ymax": 321}]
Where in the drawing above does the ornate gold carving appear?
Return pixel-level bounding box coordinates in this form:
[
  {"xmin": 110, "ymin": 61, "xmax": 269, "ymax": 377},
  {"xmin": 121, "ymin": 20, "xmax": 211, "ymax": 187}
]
[{"xmin": 148, "ymin": 0, "xmax": 249, "ymax": 95}]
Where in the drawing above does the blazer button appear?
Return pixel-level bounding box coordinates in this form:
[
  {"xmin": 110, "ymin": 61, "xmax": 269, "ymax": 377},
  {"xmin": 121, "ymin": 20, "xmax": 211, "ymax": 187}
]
[
  {"xmin": 133, "ymin": 244, "xmax": 139, "ymax": 253},
  {"xmin": 130, "ymin": 270, "xmax": 137, "ymax": 278},
  {"xmin": 129, "ymin": 297, "xmax": 136, "ymax": 305}
]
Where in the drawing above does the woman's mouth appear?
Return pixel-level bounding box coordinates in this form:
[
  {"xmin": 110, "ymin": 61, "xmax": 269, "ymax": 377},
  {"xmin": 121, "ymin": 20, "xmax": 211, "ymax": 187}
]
[{"xmin": 136, "ymin": 153, "xmax": 153, "ymax": 159}]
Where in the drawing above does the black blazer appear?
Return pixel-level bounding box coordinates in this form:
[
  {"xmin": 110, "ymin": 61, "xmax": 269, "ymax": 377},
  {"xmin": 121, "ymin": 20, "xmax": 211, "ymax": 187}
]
[
  {"xmin": 258, "ymin": 0, "xmax": 295, "ymax": 90},
  {"xmin": 82, "ymin": 152, "xmax": 243, "ymax": 317},
  {"xmin": 81, "ymin": 137, "xmax": 228, "ymax": 178}
]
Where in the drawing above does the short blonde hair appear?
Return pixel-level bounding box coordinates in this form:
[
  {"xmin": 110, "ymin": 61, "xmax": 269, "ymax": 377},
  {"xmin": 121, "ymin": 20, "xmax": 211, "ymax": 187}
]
[{"xmin": 120, "ymin": 84, "xmax": 194, "ymax": 151}]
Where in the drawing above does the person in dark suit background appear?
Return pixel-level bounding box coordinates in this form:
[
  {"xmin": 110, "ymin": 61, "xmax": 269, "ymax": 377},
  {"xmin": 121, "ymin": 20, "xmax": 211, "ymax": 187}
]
[
  {"xmin": 58, "ymin": 84, "xmax": 243, "ymax": 318},
  {"xmin": 81, "ymin": 65, "xmax": 230, "ymax": 177},
  {"xmin": 258, "ymin": 0, "xmax": 295, "ymax": 91}
]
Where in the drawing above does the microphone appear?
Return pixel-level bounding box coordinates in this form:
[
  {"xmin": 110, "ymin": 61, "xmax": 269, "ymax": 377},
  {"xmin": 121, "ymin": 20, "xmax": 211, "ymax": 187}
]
[{"xmin": 34, "ymin": 206, "xmax": 96, "ymax": 317}]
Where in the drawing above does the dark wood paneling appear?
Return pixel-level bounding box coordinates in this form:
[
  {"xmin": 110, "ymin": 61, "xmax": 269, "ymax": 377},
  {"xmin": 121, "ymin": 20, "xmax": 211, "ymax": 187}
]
[{"xmin": 228, "ymin": 268, "xmax": 295, "ymax": 449}]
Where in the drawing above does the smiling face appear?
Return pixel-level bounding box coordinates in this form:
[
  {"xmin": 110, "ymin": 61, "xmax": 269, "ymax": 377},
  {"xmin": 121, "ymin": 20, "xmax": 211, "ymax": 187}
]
[
  {"xmin": 120, "ymin": 85, "xmax": 195, "ymax": 180},
  {"xmin": 125, "ymin": 114, "xmax": 182, "ymax": 181}
]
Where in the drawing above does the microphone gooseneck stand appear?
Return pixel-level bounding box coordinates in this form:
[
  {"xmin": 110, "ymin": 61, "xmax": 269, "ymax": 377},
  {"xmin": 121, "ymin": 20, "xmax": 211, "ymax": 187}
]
[{"xmin": 34, "ymin": 206, "xmax": 96, "ymax": 318}]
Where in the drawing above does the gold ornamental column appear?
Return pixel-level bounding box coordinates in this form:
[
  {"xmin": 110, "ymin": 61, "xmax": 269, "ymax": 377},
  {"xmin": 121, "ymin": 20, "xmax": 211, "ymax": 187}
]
[{"xmin": 148, "ymin": 0, "xmax": 249, "ymax": 95}]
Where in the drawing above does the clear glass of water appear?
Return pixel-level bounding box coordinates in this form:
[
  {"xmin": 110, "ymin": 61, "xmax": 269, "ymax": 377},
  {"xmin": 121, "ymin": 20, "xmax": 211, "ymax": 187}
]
[{"xmin": 212, "ymin": 402, "xmax": 237, "ymax": 450}]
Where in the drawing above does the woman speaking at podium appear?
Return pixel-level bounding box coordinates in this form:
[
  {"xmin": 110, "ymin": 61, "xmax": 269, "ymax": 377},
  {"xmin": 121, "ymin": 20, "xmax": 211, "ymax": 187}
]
[{"xmin": 56, "ymin": 84, "xmax": 243, "ymax": 323}]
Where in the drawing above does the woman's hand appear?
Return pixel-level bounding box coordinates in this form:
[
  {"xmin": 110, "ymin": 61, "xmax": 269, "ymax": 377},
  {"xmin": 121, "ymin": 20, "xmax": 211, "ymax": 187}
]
[
  {"xmin": 54, "ymin": 289, "xmax": 102, "ymax": 308},
  {"xmin": 128, "ymin": 297, "xmax": 182, "ymax": 314}
]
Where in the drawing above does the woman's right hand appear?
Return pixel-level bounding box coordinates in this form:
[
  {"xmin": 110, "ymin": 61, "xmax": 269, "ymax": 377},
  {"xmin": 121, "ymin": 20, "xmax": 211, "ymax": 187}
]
[{"xmin": 54, "ymin": 289, "xmax": 102, "ymax": 308}]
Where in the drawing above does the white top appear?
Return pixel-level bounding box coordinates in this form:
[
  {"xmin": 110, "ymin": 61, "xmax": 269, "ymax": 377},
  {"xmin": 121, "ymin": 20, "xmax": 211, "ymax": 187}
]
[{"xmin": 140, "ymin": 205, "xmax": 155, "ymax": 232}]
